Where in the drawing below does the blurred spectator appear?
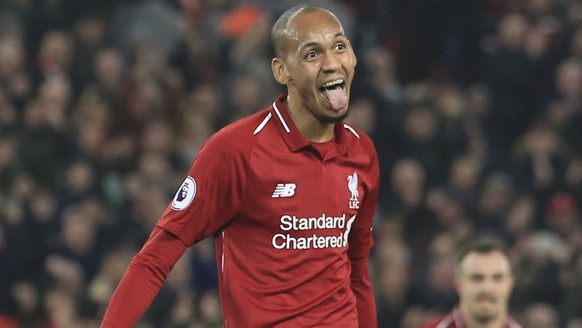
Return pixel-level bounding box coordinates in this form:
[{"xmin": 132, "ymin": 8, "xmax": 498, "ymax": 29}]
[
  {"xmin": 481, "ymin": 12, "xmax": 540, "ymax": 169},
  {"xmin": 420, "ymin": 236, "xmax": 522, "ymax": 328},
  {"xmin": 512, "ymin": 231, "xmax": 567, "ymax": 310},
  {"xmin": 521, "ymin": 302, "xmax": 560, "ymax": 328},
  {"xmin": 409, "ymin": 233, "xmax": 458, "ymax": 313},
  {"xmin": 503, "ymin": 195, "xmax": 537, "ymax": 242},
  {"xmin": 373, "ymin": 218, "xmax": 413, "ymax": 327},
  {"xmin": 561, "ymin": 249, "xmax": 582, "ymax": 324},
  {"xmin": 345, "ymin": 97, "xmax": 378, "ymax": 136},
  {"xmin": 476, "ymin": 172, "xmax": 516, "ymax": 232},
  {"xmin": 5, "ymin": 280, "xmax": 52, "ymax": 327},
  {"xmin": 544, "ymin": 57, "xmax": 582, "ymax": 151}
]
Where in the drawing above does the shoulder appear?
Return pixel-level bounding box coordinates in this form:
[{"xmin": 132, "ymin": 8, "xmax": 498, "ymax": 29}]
[
  {"xmin": 340, "ymin": 122, "xmax": 378, "ymax": 164},
  {"xmin": 342, "ymin": 123, "xmax": 376, "ymax": 150},
  {"xmin": 203, "ymin": 108, "xmax": 272, "ymax": 155},
  {"xmin": 420, "ymin": 312, "xmax": 455, "ymax": 328},
  {"xmin": 507, "ymin": 316, "xmax": 525, "ymax": 328}
]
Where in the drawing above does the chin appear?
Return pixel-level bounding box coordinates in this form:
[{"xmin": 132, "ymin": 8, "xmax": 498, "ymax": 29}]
[
  {"xmin": 474, "ymin": 309, "xmax": 499, "ymax": 322},
  {"xmin": 320, "ymin": 110, "xmax": 349, "ymax": 124}
]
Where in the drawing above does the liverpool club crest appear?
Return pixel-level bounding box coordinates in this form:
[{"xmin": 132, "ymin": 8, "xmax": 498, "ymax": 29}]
[{"xmin": 347, "ymin": 172, "xmax": 359, "ymax": 209}]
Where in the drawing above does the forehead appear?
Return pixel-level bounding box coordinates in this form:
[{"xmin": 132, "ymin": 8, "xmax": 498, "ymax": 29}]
[
  {"xmin": 287, "ymin": 9, "xmax": 344, "ymax": 45},
  {"xmin": 460, "ymin": 251, "xmax": 511, "ymax": 275}
]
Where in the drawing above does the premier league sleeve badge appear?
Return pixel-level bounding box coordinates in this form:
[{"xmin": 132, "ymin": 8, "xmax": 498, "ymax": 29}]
[{"xmin": 172, "ymin": 176, "xmax": 197, "ymax": 211}]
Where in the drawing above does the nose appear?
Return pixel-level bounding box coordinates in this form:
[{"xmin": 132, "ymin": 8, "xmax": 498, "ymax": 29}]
[
  {"xmin": 480, "ymin": 278, "xmax": 498, "ymax": 293},
  {"xmin": 321, "ymin": 52, "xmax": 341, "ymax": 72}
]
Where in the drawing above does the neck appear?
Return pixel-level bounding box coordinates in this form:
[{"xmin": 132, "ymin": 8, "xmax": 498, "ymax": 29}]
[
  {"xmin": 460, "ymin": 307, "xmax": 506, "ymax": 328},
  {"xmin": 284, "ymin": 95, "xmax": 335, "ymax": 143}
]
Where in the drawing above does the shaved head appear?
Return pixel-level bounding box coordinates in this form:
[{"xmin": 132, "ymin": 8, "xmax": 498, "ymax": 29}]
[{"xmin": 271, "ymin": 4, "xmax": 337, "ymax": 58}]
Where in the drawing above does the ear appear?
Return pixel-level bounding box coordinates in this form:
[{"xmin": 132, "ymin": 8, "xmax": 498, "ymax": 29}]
[
  {"xmin": 272, "ymin": 57, "xmax": 290, "ymax": 85},
  {"xmin": 453, "ymin": 275, "xmax": 461, "ymax": 293},
  {"xmin": 348, "ymin": 41, "xmax": 357, "ymax": 67},
  {"xmin": 509, "ymin": 275, "xmax": 516, "ymax": 290}
]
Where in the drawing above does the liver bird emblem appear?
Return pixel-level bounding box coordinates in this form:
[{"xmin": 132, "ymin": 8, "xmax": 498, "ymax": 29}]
[{"xmin": 347, "ymin": 172, "xmax": 359, "ymax": 201}]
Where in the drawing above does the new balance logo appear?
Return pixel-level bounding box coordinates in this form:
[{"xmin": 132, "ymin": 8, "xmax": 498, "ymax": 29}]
[{"xmin": 272, "ymin": 183, "xmax": 296, "ymax": 198}]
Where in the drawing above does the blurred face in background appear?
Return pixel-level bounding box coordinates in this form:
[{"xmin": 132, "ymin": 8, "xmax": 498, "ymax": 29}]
[{"xmin": 456, "ymin": 251, "xmax": 515, "ymax": 324}]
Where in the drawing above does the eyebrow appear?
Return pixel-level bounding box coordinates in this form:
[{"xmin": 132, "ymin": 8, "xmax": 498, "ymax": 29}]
[{"xmin": 299, "ymin": 31, "xmax": 346, "ymax": 52}]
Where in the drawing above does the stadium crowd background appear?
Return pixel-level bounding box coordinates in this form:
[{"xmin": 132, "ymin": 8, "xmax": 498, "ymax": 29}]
[{"xmin": 0, "ymin": 0, "xmax": 581, "ymax": 327}]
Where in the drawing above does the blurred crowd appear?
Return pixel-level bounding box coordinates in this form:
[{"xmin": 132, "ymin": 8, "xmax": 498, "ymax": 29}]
[{"xmin": 0, "ymin": 0, "xmax": 581, "ymax": 327}]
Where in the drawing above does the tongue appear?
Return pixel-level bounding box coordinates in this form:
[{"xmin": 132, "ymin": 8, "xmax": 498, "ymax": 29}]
[{"xmin": 322, "ymin": 87, "xmax": 347, "ymax": 111}]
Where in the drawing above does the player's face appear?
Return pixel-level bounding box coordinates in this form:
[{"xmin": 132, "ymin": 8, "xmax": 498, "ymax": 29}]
[
  {"xmin": 456, "ymin": 251, "xmax": 515, "ymax": 323},
  {"xmin": 281, "ymin": 9, "xmax": 356, "ymax": 124}
]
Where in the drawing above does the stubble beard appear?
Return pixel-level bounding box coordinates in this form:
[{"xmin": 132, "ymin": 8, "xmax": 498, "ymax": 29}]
[
  {"xmin": 474, "ymin": 314, "xmax": 496, "ymax": 323},
  {"xmin": 471, "ymin": 307, "xmax": 500, "ymax": 325},
  {"xmin": 317, "ymin": 108, "xmax": 349, "ymax": 124}
]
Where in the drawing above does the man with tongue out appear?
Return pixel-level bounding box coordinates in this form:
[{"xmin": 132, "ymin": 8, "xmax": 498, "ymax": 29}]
[
  {"xmin": 421, "ymin": 237, "xmax": 523, "ymax": 328},
  {"xmin": 101, "ymin": 4, "xmax": 379, "ymax": 328}
]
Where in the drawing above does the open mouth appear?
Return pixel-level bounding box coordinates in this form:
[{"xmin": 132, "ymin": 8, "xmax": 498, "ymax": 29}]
[
  {"xmin": 320, "ymin": 79, "xmax": 345, "ymax": 91},
  {"xmin": 319, "ymin": 79, "xmax": 347, "ymax": 111}
]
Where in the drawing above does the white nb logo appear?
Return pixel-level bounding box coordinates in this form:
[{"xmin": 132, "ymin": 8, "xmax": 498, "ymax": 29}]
[{"xmin": 272, "ymin": 183, "xmax": 296, "ymax": 198}]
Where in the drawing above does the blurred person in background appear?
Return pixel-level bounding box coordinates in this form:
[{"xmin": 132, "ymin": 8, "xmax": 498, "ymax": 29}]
[
  {"xmin": 475, "ymin": 172, "xmax": 516, "ymax": 233},
  {"xmin": 421, "ymin": 236, "xmax": 523, "ymax": 328},
  {"xmin": 543, "ymin": 57, "xmax": 582, "ymax": 151},
  {"xmin": 511, "ymin": 231, "xmax": 566, "ymax": 311},
  {"xmin": 408, "ymin": 232, "xmax": 458, "ymax": 313},
  {"xmin": 373, "ymin": 217, "xmax": 413, "ymax": 327},
  {"xmin": 561, "ymin": 249, "xmax": 582, "ymax": 325},
  {"xmin": 521, "ymin": 302, "xmax": 559, "ymax": 328},
  {"xmin": 481, "ymin": 12, "xmax": 539, "ymax": 170},
  {"xmin": 101, "ymin": 4, "xmax": 379, "ymax": 327}
]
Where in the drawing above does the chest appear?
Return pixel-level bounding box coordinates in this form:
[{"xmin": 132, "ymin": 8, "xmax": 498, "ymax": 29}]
[{"xmin": 235, "ymin": 143, "xmax": 370, "ymax": 234}]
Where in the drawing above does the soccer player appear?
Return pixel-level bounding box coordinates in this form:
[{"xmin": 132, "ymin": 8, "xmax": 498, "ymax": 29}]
[
  {"xmin": 101, "ymin": 4, "xmax": 379, "ymax": 328},
  {"xmin": 421, "ymin": 237, "xmax": 523, "ymax": 328}
]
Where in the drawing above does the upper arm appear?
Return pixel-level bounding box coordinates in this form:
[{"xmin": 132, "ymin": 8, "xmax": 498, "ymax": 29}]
[{"xmin": 157, "ymin": 136, "xmax": 249, "ymax": 246}]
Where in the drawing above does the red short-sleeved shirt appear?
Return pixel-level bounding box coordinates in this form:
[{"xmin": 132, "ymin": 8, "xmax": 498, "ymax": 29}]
[
  {"xmin": 157, "ymin": 94, "xmax": 379, "ymax": 327},
  {"xmin": 421, "ymin": 307, "xmax": 524, "ymax": 328}
]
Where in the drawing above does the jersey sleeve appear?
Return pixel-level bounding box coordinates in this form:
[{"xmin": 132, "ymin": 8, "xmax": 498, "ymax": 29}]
[
  {"xmin": 157, "ymin": 135, "xmax": 248, "ymax": 246},
  {"xmin": 101, "ymin": 227, "xmax": 188, "ymax": 327},
  {"xmin": 347, "ymin": 135, "xmax": 379, "ymax": 260},
  {"xmin": 348, "ymin": 135, "xmax": 380, "ymax": 328}
]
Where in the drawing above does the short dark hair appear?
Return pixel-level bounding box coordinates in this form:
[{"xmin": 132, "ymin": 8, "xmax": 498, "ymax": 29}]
[
  {"xmin": 457, "ymin": 236, "xmax": 511, "ymax": 268},
  {"xmin": 271, "ymin": 4, "xmax": 324, "ymax": 58}
]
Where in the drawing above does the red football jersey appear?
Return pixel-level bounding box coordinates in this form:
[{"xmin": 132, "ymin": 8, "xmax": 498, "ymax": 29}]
[
  {"xmin": 157, "ymin": 94, "xmax": 380, "ymax": 327},
  {"xmin": 422, "ymin": 307, "xmax": 524, "ymax": 328}
]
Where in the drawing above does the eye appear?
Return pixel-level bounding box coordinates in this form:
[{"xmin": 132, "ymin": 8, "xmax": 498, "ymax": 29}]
[
  {"xmin": 336, "ymin": 43, "xmax": 346, "ymax": 50},
  {"xmin": 305, "ymin": 51, "xmax": 318, "ymax": 60},
  {"xmin": 493, "ymin": 274, "xmax": 505, "ymax": 282},
  {"xmin": 469, "ymin": 275, "xmax": 484, "ymax": 283}
]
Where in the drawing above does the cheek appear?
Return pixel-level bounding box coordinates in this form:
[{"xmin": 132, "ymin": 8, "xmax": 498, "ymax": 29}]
[
  {"xmin": 292, "ymin": 67, "xmax": 316, "ymax": 85},
  {"xmin": 499, "ymin": 283, "xmax": 514, "ymax": 296},
  {"xmin": 460, "ymin": 283, "xmax": 482, "ymax": 297},
  {"xmin": 343, "ymin": 50, "xmax": 357, "ymax": 69},
  {"xmin": 456, "ymin": 283, "xmax": 469, "ymax": 296}
]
